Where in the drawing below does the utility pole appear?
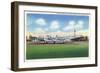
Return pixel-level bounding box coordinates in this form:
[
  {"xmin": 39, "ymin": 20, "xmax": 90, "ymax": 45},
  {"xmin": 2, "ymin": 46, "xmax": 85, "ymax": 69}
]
[
  {"xmin": 74, "ymin": 29, "xmax": 76, "ymax": 37},
  {"xmin": 73, "ymin": 24, "xmax": 76, "ymax": 37}
]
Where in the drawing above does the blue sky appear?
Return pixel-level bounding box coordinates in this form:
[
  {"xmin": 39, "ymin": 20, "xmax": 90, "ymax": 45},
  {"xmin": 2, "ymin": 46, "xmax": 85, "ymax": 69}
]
[{"xmin": 26, "ymin": 13, "xmax": 89, "ymax": 33}]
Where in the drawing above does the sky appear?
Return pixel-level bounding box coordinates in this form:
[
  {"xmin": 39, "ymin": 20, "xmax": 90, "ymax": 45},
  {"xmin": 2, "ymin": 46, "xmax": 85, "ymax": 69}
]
[{"xmin": 26, "ymin": 13, "xmax": 89, "ymax": 34}]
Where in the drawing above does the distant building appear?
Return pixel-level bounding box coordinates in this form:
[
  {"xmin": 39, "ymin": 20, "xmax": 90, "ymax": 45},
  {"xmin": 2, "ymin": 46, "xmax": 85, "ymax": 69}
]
[
  {"xmin": 71, "ymin": 36, "xmax": 88, "ymax": 41},
  {"xmin": 26, "ymin": 30, "xmax": 88, "ymax": 44}
]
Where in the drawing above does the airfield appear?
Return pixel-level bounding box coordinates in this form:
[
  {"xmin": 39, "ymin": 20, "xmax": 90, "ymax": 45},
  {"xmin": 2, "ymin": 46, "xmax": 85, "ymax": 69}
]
[{"xmin": 26, "ymin": 41, "xmax": 88, "ymax": 59}]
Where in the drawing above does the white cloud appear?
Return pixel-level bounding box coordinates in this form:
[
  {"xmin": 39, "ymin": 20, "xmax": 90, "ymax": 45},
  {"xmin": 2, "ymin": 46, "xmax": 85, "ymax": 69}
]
[
  {"xmin": 63, "ymin": 25, "xmax": 73, "ymax": 31},
  {"xmin": 78, "ymin": 20, "xmax": 84, "ymax": 25},
  {"xmin": 63, "ymin": 21, "xmax": 75, "ymax": 31},
  {"xmin": 75, "ymin": 20, "xmax": 84, "ymax": 30},
  {"xmin": 44, "ymin": 28, "xmax": 49, "ymax": 31},
  {"xmin": 56, "ymin": 30, "xmax": 62, "ymax": 33},
  {"xmin": 63, "ymin": 20, "xmax": 84, "ymax": 31},
  {"xmin": 33, "ymin": 28, "xmax": 46, "ymax": 34},
  {"xmin": 35, "ymin": 18, "xmax": 46, "ymax": 26},
  {"xmin": 75, "ymin": 23, "xmax": 83, "ymax": 30},
  {"xmin": 69, "ymin": 20, "xmax": 75, "ymax": 25},
  {"xmin": 50, "ymin": 21, "xmax": 60, "ymax": 29}
]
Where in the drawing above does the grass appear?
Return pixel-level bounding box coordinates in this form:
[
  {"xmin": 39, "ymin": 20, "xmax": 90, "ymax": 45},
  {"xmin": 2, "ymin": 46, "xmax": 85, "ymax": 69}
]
[{"xmin": 26, "ymin": 41, "xmax": 89, "ymax": 60}]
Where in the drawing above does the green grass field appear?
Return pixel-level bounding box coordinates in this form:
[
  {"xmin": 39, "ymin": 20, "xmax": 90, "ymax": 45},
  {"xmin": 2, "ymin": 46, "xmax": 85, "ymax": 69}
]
[{"xmin": 26, "ymin": 41, "xmax": 89, "ymax": 60}]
